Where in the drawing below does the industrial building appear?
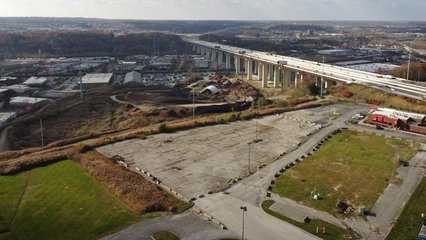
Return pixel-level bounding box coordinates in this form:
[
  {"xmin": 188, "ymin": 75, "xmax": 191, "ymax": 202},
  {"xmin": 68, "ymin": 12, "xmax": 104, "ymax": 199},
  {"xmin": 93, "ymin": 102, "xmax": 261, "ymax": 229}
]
[
  {"xmin": 22, "ymin": 77, "xmax": 49, "ymax": 87},
  {"xmin": 365, "ymin": 106, "xmax": 426, "ymax": 135},
  {"xmin": 5, "ymin": 84, "xmax": 32, "ymax": 93},
  {"xmin": 0, "ymin": 112, "xmax": 17, "ymax": 126},
  {"xmin": 123, "ymin": 71, "xmax": 142, "ymax": 85},
  {"xmin": 81, "ymin": 73, "xmax": 113, "ymax": 87},
  {"xmin": 0, "ymin": 76, "xmax": 20, "ymax": 85},
  {"xmin": 9, "ymin": 96, "xmax": 50, "ymax": 110}
]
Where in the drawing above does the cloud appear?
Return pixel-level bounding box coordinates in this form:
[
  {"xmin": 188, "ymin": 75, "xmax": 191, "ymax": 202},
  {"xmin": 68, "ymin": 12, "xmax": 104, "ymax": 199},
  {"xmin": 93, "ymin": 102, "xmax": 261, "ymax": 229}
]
[{"xmin": 0, "ymin": 0, "xmax": 425, "ymax": 21}]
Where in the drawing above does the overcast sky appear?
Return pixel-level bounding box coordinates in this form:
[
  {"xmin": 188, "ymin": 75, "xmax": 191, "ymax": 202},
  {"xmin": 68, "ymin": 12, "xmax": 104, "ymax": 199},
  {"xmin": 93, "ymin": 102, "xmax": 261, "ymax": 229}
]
[{"xmin": 0, "ymin": 0, "xmax": 425, "ymax": 21}]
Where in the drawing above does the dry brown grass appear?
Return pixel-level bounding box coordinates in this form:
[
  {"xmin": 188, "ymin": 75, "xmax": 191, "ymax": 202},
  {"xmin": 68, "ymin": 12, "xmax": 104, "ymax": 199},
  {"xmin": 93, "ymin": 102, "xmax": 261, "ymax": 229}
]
[
  {"xmin": 71, "ymin": 151, "xmax": 183, "ymax": 213},
  {"xmin": 331, "ymin": 84, "xmax": 426, "ymax": 113},
  {"xmin": 0, "ymin": 147, "xmax": 75, "ymax": 174}
]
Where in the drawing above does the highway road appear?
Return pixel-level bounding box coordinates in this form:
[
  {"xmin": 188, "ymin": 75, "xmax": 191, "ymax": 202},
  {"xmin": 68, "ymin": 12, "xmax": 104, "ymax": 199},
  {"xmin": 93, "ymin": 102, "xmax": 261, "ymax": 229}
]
[{"xmin": 184, "ymin": 37, "xmax": 426, "ymax": 100}]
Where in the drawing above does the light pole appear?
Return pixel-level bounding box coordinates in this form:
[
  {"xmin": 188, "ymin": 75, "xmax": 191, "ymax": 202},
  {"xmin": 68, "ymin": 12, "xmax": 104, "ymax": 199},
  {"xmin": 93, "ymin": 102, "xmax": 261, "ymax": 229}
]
[
  {"xmin": 407, "ymin": 51, "xmax": 411, "ymax": 81},
  {"xmin": 240, "ymin": 206, "xmax": 247, "ymax": 240},
  {"xmin": 320, "ymin": 56, "xmax": 325, "ymax": 97},
  {"xmin": 247, "ymin": 142, "xmax": 251, "ymax": 175}
]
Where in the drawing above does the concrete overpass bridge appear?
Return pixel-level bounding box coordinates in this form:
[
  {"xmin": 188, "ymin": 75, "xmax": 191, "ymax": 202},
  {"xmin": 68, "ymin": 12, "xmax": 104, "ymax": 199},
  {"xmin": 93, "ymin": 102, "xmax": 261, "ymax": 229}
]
[{"xmin": 184, "ymin": 37, "xmax": 426, "ymax": 99}]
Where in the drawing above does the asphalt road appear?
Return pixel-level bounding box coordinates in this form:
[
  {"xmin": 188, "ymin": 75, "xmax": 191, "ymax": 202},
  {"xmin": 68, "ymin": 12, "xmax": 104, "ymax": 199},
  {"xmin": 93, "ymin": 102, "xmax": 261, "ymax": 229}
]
[{"xmin": 102, "ymin": 211, "xmax": 235, "ymax": 240}]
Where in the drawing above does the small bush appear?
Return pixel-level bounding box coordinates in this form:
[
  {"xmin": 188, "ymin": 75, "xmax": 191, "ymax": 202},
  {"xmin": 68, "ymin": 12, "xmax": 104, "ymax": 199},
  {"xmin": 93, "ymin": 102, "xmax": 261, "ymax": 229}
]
[
  {"xmin": 252, "ymin": 97, "xmax": 269, "ymax": 108},
  {"xmin": 276, "ymin": 101, "xmax": 289, "ymax": 108},
  {"xmin": 76, "ymin": 142, "xmax": 93, "ymax": 153},
  {"xmin": 341, "ymin": 90, "xmax": 353, "ymax": 98},
  {"xmin": 215, "ymin": 117, "xmax": 225, "ymax": 124},
  {"xmin": 158, "ymin": 123, "xmax": 170, "ymax": 133}
]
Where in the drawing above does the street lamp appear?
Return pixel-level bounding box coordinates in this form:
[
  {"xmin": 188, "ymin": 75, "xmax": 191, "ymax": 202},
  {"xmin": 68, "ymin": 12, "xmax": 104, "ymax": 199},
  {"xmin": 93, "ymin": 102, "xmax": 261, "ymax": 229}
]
[
  {"xmin": 240, "ymin": 206, "xmax": 247, "ymax": 240},
  {"xmin": 407, "ymin": 51, "xmax": 412, "ymax": 81},
  {"xmin": 247, "ymin": 142, "xmax": 251, "ymax": 174}
]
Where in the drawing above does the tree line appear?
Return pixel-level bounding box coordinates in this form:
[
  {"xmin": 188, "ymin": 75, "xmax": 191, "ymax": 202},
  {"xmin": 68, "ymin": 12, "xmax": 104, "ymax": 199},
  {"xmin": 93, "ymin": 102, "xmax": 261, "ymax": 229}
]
[{"xmin": 0, "ymin": 31, "xmax": 190, "ymax": 58}]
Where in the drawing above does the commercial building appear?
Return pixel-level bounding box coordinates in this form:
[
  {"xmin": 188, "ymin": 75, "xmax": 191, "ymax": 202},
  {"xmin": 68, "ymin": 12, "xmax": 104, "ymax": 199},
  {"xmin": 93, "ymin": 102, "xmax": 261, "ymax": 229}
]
[
  {"xmin": 81, "ymin": 73, "xmax": 113, "ymax": 87},
  {"xmin": 365, "ymin": 106, "xmax": 426, "ymax": 135},
  {"xmin": 22, "ymin": 77, "xmax": 49, "ymax": 87},
  {"xmin": 150, "ymin": 55, "xmax": 175, "ymax": 70},
  {"xmin": 0, "ymin": 76, "xmax": 20, "ymax": 85},
  {"xmin": 5, "ymin": 84, "xmax": 32, "ymax": 93},
  {"xmin": 318, "ymin": 49, "xmax": 352, "ymax": 57}
]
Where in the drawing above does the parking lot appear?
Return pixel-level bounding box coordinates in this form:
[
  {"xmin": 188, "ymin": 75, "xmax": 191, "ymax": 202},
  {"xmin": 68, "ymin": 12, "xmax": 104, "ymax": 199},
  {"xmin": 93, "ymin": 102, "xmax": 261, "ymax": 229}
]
[{"xmin": 97, "ymin": 114, "xmax": 320, "ymax": 198}]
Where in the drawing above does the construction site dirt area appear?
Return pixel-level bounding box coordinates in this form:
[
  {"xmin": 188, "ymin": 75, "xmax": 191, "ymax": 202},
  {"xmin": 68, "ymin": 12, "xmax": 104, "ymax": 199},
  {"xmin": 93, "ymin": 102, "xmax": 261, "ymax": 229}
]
[{"xmin": 97, "ymin": 115, "xmax": 321, "ymax": 199}]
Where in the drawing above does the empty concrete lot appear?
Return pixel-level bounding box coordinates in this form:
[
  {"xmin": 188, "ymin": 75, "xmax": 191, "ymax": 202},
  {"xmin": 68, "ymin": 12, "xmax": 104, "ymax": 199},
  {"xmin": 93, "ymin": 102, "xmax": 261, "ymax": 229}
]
[{"xmin": 98, "ymin": 114, "xmax": 320, "ymax": 199}]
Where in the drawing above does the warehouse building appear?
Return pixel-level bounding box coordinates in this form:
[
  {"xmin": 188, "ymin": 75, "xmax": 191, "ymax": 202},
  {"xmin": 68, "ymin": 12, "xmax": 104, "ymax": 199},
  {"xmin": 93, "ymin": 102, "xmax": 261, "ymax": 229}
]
[
  {"xmin": 9, "ymin": 96, "xmax": 50, "ymax": 110},
  {"xmin": 81, "ymin": 73, "xmax": 113, "ymax": 87},
  {"xmin": 23, "ymin": 77, "xmax": 49, "ymax": 87},
  {"xmin": 123, "ymin": 71, "xmax": 142, "ymax": 85},
  {"xmin": 366, "ymin": 106, "xmax": 426, "ymax": 135}
]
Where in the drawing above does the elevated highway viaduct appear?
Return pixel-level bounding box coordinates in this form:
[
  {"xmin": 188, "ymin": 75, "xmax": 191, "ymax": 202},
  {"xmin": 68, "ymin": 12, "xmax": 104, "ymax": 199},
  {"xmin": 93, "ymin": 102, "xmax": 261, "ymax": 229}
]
[{"xmin": 184, "ymin": 37, "xmax": 426, "ymax": 100}]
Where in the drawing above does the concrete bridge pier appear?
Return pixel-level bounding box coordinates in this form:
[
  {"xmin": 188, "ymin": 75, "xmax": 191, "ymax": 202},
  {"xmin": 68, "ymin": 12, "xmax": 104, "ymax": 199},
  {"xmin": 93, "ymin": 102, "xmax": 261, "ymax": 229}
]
[
  {"xmin": 246, "ymin": 59, "xmax": 253, "ymax": 80},
  {"xmin": 262, "ymin": 63, "xmax": 269, "ymax": 87},
  {"xmin": 268, "ymin": 65, "xmax": 274, "ymax": 83},
  {"xmin": 225, "ymin": 53, "xmax": 231, "ymax": 69},
  {"xmin": 218, "ymin": 51, "xmax": 223, "ymax": 69},
  {"xmin": 282, "ymin": 68, "xmax": 291, "ymax": 91},
  {"xmin": 235, "ymin": 56, "xmax": 241, "ymax": 75},
  {"xmin": 258, "ymin": 62, "xmax": 263, "ymax": 82},
  {"xmin": 212, "ymin": 50, "xmax": 217, "ymax": 62},
  {"xmin": 274, "ymin": 66, "xmax": 280, "ymax": 88}
]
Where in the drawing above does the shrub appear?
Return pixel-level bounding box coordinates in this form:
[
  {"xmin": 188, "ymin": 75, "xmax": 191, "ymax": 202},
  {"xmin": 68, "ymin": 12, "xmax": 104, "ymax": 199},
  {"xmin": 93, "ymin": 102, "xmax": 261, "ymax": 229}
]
[
  {"xmin": 252, "ymin": 97, "xmax": 269, "ymax": 108},
  {"xmin": 341, "ymin": 90, "xmax": 353, "ymax": 98},
  {"xmin": 158, "ymin": 123, "xmax": 170, "ymax": 133},
  {"xmin": 276, "ymin": 101, "xmax": 289, "ymax": 108},
  {"xmin": 215, "ymin": 117, "xmax": 225, "ymax": 124},
  {"xmin": 76, "ymin": 142, "xmax": 93, "ymax": 153}
]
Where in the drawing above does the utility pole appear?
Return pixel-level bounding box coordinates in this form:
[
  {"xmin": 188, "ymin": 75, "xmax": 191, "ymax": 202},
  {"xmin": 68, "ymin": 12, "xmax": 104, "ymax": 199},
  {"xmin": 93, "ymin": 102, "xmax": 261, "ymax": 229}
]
[
  {"xmin": 79, "ymin": 59, "xmax": 83, "ymax": 102},
  {"xmin": 407, "ymin": 51, "xmax": 411, "ymax": 81},
  {"xmin": 40, "ymin": 118, "xmax": 44, "ymax": 149},
  {"xmin": 240, "ymin": 206, "xmax": 247, "ymax": 240}
]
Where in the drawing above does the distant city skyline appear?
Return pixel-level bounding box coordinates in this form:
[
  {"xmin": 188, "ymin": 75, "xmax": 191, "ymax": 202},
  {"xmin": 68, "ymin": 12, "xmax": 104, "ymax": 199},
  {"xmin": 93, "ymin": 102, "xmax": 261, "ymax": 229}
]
[{"xmin": 0, "ymin": 0, "xmax": 425, "ymax": 21}]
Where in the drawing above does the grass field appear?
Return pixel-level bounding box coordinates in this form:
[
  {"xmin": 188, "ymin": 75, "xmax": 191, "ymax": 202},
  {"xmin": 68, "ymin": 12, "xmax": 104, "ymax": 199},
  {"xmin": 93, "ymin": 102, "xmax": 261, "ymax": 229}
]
[
  {"xmin": 0, "ymin": 160, "xmax": 142, "ymax": 240},
  {"xmin": 386, "ymin": 177, "xmax": 426, "ymax": 240},
  {"xmin": 273, "ymin": 129, "xmax": 419, "ymax": 213},
  {"xmin": 261, "ymin": 200, "xmax": 350, "ymax": 240}
]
